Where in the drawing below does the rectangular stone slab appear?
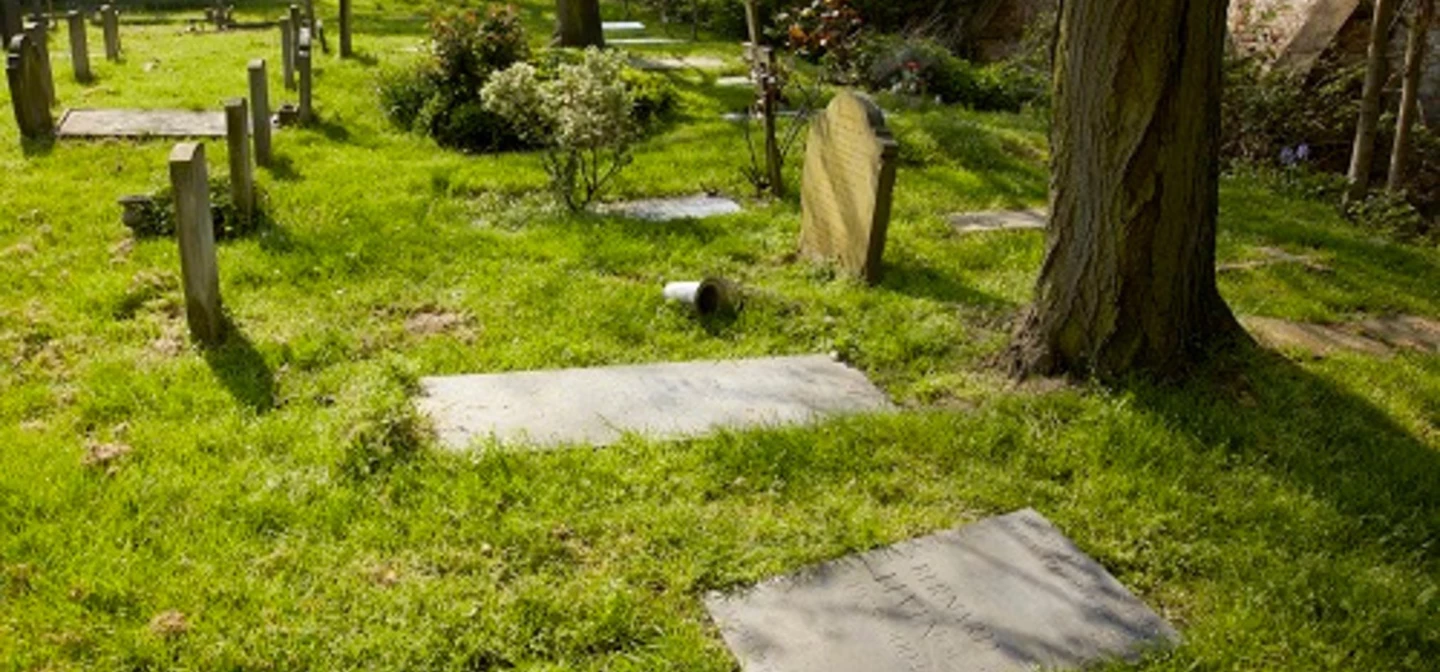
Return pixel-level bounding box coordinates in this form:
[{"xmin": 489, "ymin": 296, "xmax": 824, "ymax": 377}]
[
  {"xmin": 417, "ymin": 355, "xmax": 893, "ymax": 450},
  {"xmin": 705, "ymin": 508, "xmax": 1179, "ymax": 672},
  {"xmin": 57, "ymin": 108, "xmax": 227, "ymax": 138}
]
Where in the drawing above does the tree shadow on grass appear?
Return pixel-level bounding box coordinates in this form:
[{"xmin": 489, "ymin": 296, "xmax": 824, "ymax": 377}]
[
  {"xmin": 203, "ymin": 314, "xmax": 275, "ymax": 414},
  {"xmin": 880, "ymin": 254, "xmax": 1014, "ymax": 309}
]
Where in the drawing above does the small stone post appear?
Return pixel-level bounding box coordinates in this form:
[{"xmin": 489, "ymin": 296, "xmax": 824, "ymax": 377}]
[
  {"xmin": 339, "ymin": 0, "xmax": 351, "ymax": 57},
  {"xmin": 247, "ymin": 59, "xmax": 271, "ymax": 167},
  {"xmin": 25, "ymin": 20, "xmax": 52, "ymax": 107},
  {"xmin": 288, "ymin": 4, "xmax": 300, "ymax": 34},
  {"xmin": 224, "ymin": 98, "xmax": 254, "ymax": 221},
  {"xmin": 100, "ymin": 4, "xmax": 118, "ymax": 61},
  {"xmin": 303, "ymin": 0, "xmax": 314, "ymax": 31},
  {"xmin": 279, "ymin": 17, "xmax": 293, "ymax": 90},
  {"xmin": 297, "ymin": 27, "xmax": 311, "ymax": 123},
  {"xmin": 168, "ymin": 143, "xmax": 224, "ymax": 346},
  {"xmin": 65, "ymin": 10, "xmax": 88, "ymax": 82}
]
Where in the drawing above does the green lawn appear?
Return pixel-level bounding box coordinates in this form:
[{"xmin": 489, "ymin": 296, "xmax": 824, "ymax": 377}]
[{"xmin": 2, "ymin": 2, "xmax": 1438, "ymax": 670}]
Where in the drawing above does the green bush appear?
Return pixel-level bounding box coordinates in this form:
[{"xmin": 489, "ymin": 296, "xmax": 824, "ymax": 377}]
[
  {"xmin": 623, "ymin": 70, "xmax": 679, "ymax": 127},
  {"xmin": 856, "ymin": 34, "xmax": 1042, "ymax": 112}
]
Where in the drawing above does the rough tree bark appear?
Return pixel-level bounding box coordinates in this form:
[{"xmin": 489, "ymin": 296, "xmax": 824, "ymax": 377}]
[
  {"xmin": 1388, "ymin": 0, "xmax": 1433, "ymax": 192},
  {"xmin": 1346, "ymin": 0, "xmax": 1400, "ymax": 201},
  {"xmin": 1008, "ymin": 0, "xmax": 1243, "ymax": 379},
  {"xmin": 555, "ymin": 0, "xmax": 604, "ymax": 48}
]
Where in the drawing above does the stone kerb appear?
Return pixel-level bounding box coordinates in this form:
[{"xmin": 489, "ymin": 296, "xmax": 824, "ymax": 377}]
[{"xmin": 798, "ymin": 90, "xmax": 899, "ymax": 284}]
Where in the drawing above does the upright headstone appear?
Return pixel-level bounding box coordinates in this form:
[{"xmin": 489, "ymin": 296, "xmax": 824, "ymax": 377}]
[
  {"xmin": 279, "ymin": 17, "xmax": 294, "ymax": 90},
  {"xmin": 168, "ymin": 143, "xmax": 224, "ymax": 346},
  {"xmin": 247, "ymin": 59, "xmax": 271, "ymax": 167},
  {"xmin": 100, "ymin": 4, "xmax": 118, "ymax": 61},
  {"xmin": 223, "ymin": 98, "xmax": 254, "ymax": 220},
  {"xmin": 296, "ymin": 27, "xmax": 312, "ymax": 123},
  {"xmin": 6, "ymin": 31, "xmax": 51, "ymax": 139},
  {"xmin": 798, "ymin": 91, "xmax": 898, "ymax": 284},
  {"xmin": 339, "ymin": 0, "xmax": 351, "ymax": 57},
  {"xmin": 1, "ymin": 0, "xmax": 22, "ymax": 46},
  {"xmin": 288, "ymin": 4, "xmax": 301, "ymax": 35},
  {"xmin": 65, "ymin": 10, "xmax": 87, "ymax": 82},
  {"xmin": 25, "ymin": 20, "xmax": 53, "ymax": 108}
]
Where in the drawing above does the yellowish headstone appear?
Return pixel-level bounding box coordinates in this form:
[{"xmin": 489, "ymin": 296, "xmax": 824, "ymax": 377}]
[{"xmin": 799, "ymin": 91, "xmax": 898, "ymax": 284}]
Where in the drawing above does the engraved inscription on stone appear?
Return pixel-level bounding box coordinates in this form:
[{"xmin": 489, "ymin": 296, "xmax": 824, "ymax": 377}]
[
  {"xmin": 705, "ymin": 509, "xmax": 1179, "ymax": 672},
  {"xmin": 799, "ymin": 90, "xmax": 898, "ymax": 284}
]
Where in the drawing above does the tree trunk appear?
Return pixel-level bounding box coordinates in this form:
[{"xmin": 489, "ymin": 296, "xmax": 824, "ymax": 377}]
[
  {"xmin": 1008, "ymin": 0, "xmax": 1242, "ymax": 379},
  {"xmin": 1388, "ymin": 0, "xmax": 1433, "ymax": 192},
  {"xmin": 1346, "ymin": 0, "xmax": 1399, "ymax": 201},
  {"xmin": 555, "ymin": 0, "xmax": 604, "ymax": 48}
]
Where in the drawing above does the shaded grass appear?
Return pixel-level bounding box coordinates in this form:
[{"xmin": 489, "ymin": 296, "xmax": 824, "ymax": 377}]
[{"xmin": 1, "ymin": 1, "xmax": 1438, "ymax": 671}]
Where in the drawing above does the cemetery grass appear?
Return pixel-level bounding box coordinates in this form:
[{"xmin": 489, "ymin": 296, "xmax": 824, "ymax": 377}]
[{"xmin": 2, "ymin": 2, "xmax": 1439, "ymax": 670}]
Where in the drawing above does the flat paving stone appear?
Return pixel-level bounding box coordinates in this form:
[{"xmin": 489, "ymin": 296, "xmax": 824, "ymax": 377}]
[
  {"xmin": 610, "ymin": 37, "xmax": 685, "ymax": 45},
  {"xmin": 602, "ymin": 21, "xmax": 646, "ymax": 31},
  {"xmin": 949, "ymin": 208, "xmax": 1048, "ymax": 234},
  {"xmin": 722, "ymin": 109, "xmax": 805, "ymax": 122},
  {"xmin": 602, "ymin": 194, "xmax": 741, "ymax": 221},
  {"xmin": 716, "ymin": 75, "xmax": 752, "ymax": 87},
  {"xmin": 631, "ymin": 55, "xmax": 728, "ymax": 71},
  {"xmin": 417, "ymin": 355, "xmax": 893, "ymax": 450},
  {"xmin": 705, "ymin": 508, "xmax": 1179, "ymax": 672},
  {"xmin": 57, "ymin": 108, "xmax": 228, "ymax": 138}
]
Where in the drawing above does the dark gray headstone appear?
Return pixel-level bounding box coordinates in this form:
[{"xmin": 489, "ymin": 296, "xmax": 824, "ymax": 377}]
[
  {"xmin": 247, "ymin": 59, "xmax": 271, "ymax": 166},
  {"xmin": 706, "ymin": 508, "xmax": 1179, "ymax": 672},
  {"xmin": 279, "ymin": 17, "xmax": 294, "ymax": 90},
  {"xmin": 100, "ymin": 4, "xmax": 118, "ymax": 61},
  {"xmin": 65, "ymin": 10, "xmax": 88, "ymax": 82},
  {"xmin": 6, "ymin": 31, "xmax": 52, "ymax": 139},
  {"xmin": 169, "ymin": 142, "xmax": 223, "ymax": 345},
  {"xmin": 296, "ymin": 27, "xmax": 311, "ymax": 122},
  {"xmin": 223, "ymin": 97, "xmax": 253, "ymax": 219},
  {"xmin": 338, "ymin": 0, "xmax": 351, "ymax": 57}
]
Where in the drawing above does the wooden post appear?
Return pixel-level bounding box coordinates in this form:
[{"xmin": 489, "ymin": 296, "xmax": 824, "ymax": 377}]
[
  {"xmin": 168, "ymin": 143, "xmax": 224, "ymax": 346},
  {"xmin": 100, "ymin": 4, "xmax": 117, "ymax": 61},
  {"xmin": 65, "ymin": 9, "xmax": 87, "ymax": 82},
  {"xmin": 224, "ymin": 98, "xmax": 254, "ymax": 221},
  {"xmin": 247, "ymin": 59, "xmax": 271, "ymax": 167},
  {"xmin": 297, "ymin": 27, "xmax": 312, "ymax": 123},
  {"xmin": 280, "ymin": 17, "xmax": 293, "ymax": 90},
  {"xmin": 339, "ymin": 0, "xmax": 351, "ymax": 57}
]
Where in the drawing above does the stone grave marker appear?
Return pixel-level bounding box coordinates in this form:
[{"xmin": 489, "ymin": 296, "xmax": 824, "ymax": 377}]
[
  {"xmin": 279, "ymin": 17, "xmax": 294, "ymax": 90},
  {"xmin": 338, "ymin": 0, "xmax": 351, "ymax": 57},
  {"xmin": 223, "ymin": 98, "xmax": 254, "ymax": 220},
  {"xmin": 6, "ymin": 30, "xmax": 52, "ymax": 139},
  {"xmin": 24, "ymin": 20, "xmax": 54, "ymax": 107},
  {"xmin": 65, "ymin": 10, "xmax": 89, "ymax": 82},
  {"xmin": 100, "ymin": 4, "xmax": 118, "ymax": 61},
  {"xmin": 602, "ymin": 194, "xmax": 741, "ymax": 221},
  {"xmin": 609, "ymin": 37, "xmax": 683, "ymax": 45},
  {"xmin": 296, "ymin": 27, "xmax": 312, "ymax": 122},
  {"xmin": 949, "ymin": 208, "xmax": 1047, "ymax": 235},
  {"xmin": 602, "ymin": 21, "xmax": 645, "ymax": 31},
  {"xmin": 799, "ymin": 90, "xmax": 898, "ymax": 284},
  {"xmin": 247, "ymin": 59, "xmax": 271, "ymax": 166},
  {"xmin": 56, "ymin": 109, "xmax": 226, "ymax": 138},
  {"xmin": 169, "ymin": 142, "xmax": 223, "ymax": 345},
  {"xmin": 706, "ymin": 508, "xmax": 1180, "ymax": 672},
  {"xmin": 417, "ymin": 355, "xmax": 893, "ymax": 450}
]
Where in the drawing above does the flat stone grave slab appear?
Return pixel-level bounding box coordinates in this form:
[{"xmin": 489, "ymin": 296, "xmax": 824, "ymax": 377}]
[
  {"xmin": 602, "ymin": 21, "xmax": 646, "ymax": 31},
  {"xmin": 723, "ymin": 109, "xmax": 804, "ymax": 122},
  {"xmin": 705, "ymin": 508, "xmax": 1179, "ymax": 672},
  {"xmin": 949, "ymin": 208, "xmax": 1047, "ymax": 234},
  {"xmin": 716, "ymin": 75, "xmax": 752, "ymax": 87},
  {"xmin": 631, "ymin": 55, "xmax": 728, "ymax": 71},
  {"xmin": 602, "ymin": 194, "xmax": 741, "ymax": 221},
  {"xmin": 417, "ymin": 355, "xmax": 893, "ymax": 450},
  {"xmin": 57, "ymin": 108, "xmax": 227, "ymax": 138},
  {"xmin": 610, "ymin": 37, "xmax": 685, "ymax": 45}
]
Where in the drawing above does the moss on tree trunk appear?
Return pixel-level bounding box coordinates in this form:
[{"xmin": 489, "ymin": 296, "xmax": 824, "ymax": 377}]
[{"xmin": 1009, "ymin": 0, "xmax": 1244, "ymax": 379}]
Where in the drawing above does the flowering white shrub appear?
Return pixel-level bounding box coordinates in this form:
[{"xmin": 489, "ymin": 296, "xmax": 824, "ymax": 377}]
[{"xmin": 483, "ymin": 48, "xmax": 637, "ymax": 211}]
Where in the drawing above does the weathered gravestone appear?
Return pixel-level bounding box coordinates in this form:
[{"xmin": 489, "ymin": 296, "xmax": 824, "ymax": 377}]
[
  {"xmin": 24, "ymin": 21, "xmax": 53, "ymax": 107},
  {"xmin": 296, "ymin": 27, "xmax": 312, "ymax": 122},
  {"xmin": 223, "ymin": 98, "xmax": 254, "ymax": 220},
  {"xmin": 169, "ymin": 142, "xmax": 224, "ymax": 345},
  {"xmin": 279, "ymin": 17, "xmax": 293, "ymax": 90},
  {"xmin": 6, "ymin": 31, "xmax": 52, "ymax": 139},
  {"xmin": 100, "ymin": 4, "xmax": 118, "ymax": 61},
  {"xmin": 65, "ymin": 10, "xmax": 88, "ymax": 82},
  {"xmin": 247, "ymin": 59, "xmax": 271, "ymax": 166},
  {"xmin": 706, "ymin": 508, "xmax": 1180, "ymax": 672},
  {"xmin": 798, "ymin": 90, "xmax": 897, "ymax": 284},
  {"xmin": 338, "ymin": 0, "xmax": 351, "ymax": 57},
  {"xmin": 56, "ymin": 109, "xmax": 226, "ymax": 137}
]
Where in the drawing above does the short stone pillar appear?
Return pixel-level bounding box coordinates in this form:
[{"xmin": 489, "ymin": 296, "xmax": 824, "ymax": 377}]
[
  {"xmin": 66, "ymin": 10, "xmax": 88, "ymax": 82},
  {"xmin": 6, "ymin": 31, "xmax": 52, "ymax": 139},
  {"xmin": 25, "ymin": 20, "xmax": 53, "ymax": 108},
  {"xmin": 100, "ymin": 4, "xmax": 118, "ymax": 61},
  {"xmin": 247, "ymin": 59, "xmax": 271, "ymax": 167},
  {"xmin": 279, "ymin": 17, "xmax": 294, "ymax": 90},
  {"xmin": 1, "ymin": 0, "xmax": 22, "ymax": 46},
  {"xmin": 296, "ymin": 27, "xmax": 312, "ymax": 123},
  {"xmin": 168, "ymin": 143, "xmax": 224, "ymax": 346},
  {"xmin": 224, "ymin": 98, "xmax": 254, "ymax": 221},
  {"xmin": 303, "ymin": 0, "xmax": 314, "ymax": 31},
  {"xmin": 339, "ymin": 0, "xmax": 351, "ymax": 57},
  {"xmin": 288, "ymin": 4, "xmax": 301, "ymax": 35}
]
